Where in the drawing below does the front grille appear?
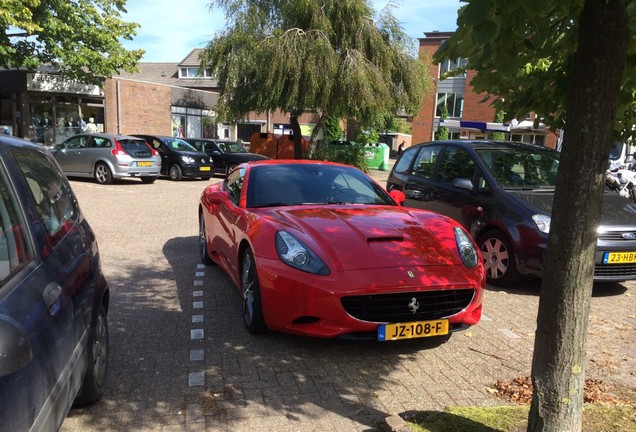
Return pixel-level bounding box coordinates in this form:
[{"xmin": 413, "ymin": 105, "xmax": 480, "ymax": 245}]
[
  {"xmin": 598, "ymin": 231, "xmax": 636, "ymax": 241},
  {"xmin": 594, "ymin": 263, "xmax": 636, "ymax": 278},
  {"xmin": 341, "ymin": 289, "xmax": 475, "ymax": 323}
]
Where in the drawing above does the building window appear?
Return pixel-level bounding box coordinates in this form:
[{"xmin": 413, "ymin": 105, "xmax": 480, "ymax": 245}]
[
  {"xmin": 439, "ymin": 58, "xmax": 467, "ymax": 77},
  {"xmin": 179, "ymin": 67, "xmax": 213, "ymax": 79},
  {"xmin": 171, "ymin": 106, "xmax": 213, "ymax": 138},
  {"xmin": 436, "ymin": 93, "xmax": 464, "ymax": 118},
  {"xmin": 511, "ymin": 134, "xmax": 546, "ymax": 146}
]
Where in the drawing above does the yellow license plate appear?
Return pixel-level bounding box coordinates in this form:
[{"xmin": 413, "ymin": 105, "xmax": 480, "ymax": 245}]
[
  {"xmin": 200, "ymin": 166, "xmax": 211, "ymax": 171},
  {"xmin": 378, "ymin": 319, "xmax": 449, "ymax": 341},
  {"xmin": 137, "ymin": 161, "xmax": 152, "ymax": 167},
  {"xmin": 603, "ymin": 251, "xmax": 636, "ymax": 264}
]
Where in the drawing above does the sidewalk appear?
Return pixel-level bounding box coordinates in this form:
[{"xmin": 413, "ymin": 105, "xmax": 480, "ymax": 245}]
[{"xmin": 368, "ymin": 158, "xmax": 395, "ymax": 185}]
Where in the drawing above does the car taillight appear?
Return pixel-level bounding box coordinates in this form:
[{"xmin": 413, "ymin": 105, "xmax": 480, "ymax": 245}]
[
  {"xmin": 143, "ymin": 142, "xmax": 159, "ymax": 156},
  {"xmin": 111, "ymin": 138, "xmax": 127, "ymax": 156}
]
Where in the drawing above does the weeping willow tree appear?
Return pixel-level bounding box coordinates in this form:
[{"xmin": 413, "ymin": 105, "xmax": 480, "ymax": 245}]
[{"xmin": 200, "ymin": 0, "xmax": 430, "ymax": 158}]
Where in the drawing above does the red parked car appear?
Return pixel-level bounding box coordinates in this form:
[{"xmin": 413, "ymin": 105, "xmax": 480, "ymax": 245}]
[{"xmin": 198, "ymin": 160, "xmax": 485, "ymax": 341}]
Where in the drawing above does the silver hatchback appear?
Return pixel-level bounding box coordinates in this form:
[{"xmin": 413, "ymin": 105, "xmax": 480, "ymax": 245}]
[{"xmin": 51, "ymin": 133, "xmax": 162, "ymax": 184}]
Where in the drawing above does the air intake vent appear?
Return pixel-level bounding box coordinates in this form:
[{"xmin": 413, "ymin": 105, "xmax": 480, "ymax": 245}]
[{"xmin": 367, "ymin": 236, "xmax": 403, "ymax": 243}]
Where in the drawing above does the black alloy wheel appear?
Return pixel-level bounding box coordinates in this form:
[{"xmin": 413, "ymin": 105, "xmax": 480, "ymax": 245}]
[
  {"xmin": 168, "ymin": 164, "xmax": 183, "ymax": 181},
  {"xmin": 241, "ymin": 249, "xmax": 267, "ymax": 333},
  {"xmin": 74, "ymin": 304, "xmax": 109, "ymax": 406},
  {"xmin": 199, "ymin": 212, "xmax": 214, "ymax": 265}
]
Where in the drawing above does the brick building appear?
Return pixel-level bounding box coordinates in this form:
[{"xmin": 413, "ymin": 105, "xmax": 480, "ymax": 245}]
[
  {"xmin": 412, "ymin": 31, "xmax": 559, "ymax": 149},
  {"xmin": 0, "ymin": 49, "xmax": 321, "ymax": 145},
  {"xmin": 111, "ymin": 49, "xmax": 320, "ymax": 142}
]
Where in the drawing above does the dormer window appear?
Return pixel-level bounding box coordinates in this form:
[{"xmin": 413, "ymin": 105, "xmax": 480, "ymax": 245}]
[{"xmin": 179, "ymin": 67, "xmax": 213, "ymax": 79}]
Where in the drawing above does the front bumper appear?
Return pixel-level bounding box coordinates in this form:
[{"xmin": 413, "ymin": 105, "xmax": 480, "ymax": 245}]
[
  {"xmin": 254, "ymin": 256, "xmax": 485, "ymax": 339},
  {"xmin": 182, "ymin": 164, "xmax": 214, "ymax": 178}
]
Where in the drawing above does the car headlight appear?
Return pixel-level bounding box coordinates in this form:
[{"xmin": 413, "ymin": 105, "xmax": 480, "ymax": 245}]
[
  {"xmin": 181, "ymin": 156, "xmax": 195, "ymax": 164},
  {"xmin": 532, "ymin": 214, "xmax": 551, "ymax": 234},
  {"xmin": 454, "ymin": 227, "xmax": 479, "ymax": 268},
  {"xmin": 275, "ymin": 231, "xmax": 330, "ymax": 275}
]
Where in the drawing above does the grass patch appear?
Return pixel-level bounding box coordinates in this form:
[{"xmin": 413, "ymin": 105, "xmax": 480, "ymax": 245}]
[{"xmin": 406, "ymin": 404, "xmax": 636, "ymax": 432}]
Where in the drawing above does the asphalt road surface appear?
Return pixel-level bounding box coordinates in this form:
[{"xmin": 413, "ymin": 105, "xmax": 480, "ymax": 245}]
[{"xmin": 60, "ymin": 171, "xmax": 635, "ymax": 432}]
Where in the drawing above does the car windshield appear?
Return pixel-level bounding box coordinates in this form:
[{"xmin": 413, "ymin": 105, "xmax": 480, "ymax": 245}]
[
  {"xmin": 246, "ymin": 164, "xmax": 395, "ymax": 208},
  {"xmin": 476, "ymin": 145, "xmax": 560, "ymax": 189},
  {"xmin": 219, "ymin": 142, "xmax": 248, "ymax": 153},
  {"xmin": 164, "ymin": 138, "xmax": 197, "ymax": 152}
]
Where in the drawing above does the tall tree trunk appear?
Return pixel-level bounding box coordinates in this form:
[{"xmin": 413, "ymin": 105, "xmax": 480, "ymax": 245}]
[
  {"xmin": 290, "ymin": 114, "xmax": 303, "ymax": 159},
  {"xmin": 528, "ymin": 1, "xmax": 629, "ymax": 431}
]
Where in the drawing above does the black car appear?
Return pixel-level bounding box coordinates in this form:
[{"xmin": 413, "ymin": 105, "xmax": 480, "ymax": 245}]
[
  {"xmin": 133, "ymin": 134, "xmax": 214, "ymax": 180},
  {"xmin": 0, "ymin": 135, "xmax": 109, "ymax": 430},
  {"xmin": 183, "ymin": 138, "xmax": 269, "ymax": 176},
  {"xmin": 387, "ymin": 140, "xmax": 636, "ymax": 286}
]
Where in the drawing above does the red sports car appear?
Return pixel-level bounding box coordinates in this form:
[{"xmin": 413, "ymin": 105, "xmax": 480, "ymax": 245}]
[{"xmin": 198, "ymin": 160, "xmax": 485, "ymax": 341}]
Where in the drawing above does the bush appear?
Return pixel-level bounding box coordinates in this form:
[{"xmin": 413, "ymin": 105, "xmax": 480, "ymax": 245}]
[{"xmin": 310, "ymin": 143, "xmax": 369, "ymax": 172}]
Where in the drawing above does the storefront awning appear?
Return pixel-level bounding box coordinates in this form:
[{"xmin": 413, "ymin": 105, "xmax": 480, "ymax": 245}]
[{"xmin": 441, "ymin": 119, "xmax": 511, "ymax": 132}]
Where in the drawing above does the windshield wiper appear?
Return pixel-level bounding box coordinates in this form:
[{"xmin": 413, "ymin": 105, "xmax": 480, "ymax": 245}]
[{"xmin": 251, "ymin": 202, "xmax": 292, "ymax": 208}]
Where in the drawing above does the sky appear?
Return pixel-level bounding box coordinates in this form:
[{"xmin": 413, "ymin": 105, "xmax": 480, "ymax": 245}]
[{"xmin": 121, "ymin": 1, "xmax": 461, "ymax": 63}]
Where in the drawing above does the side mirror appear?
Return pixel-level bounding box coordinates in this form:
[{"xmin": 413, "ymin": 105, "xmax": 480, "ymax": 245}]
[
  {"xmin": 389, "ymin": 189, "xmax": 405, "ymax": 206},
  {"xmin": 452, "ymin": 178, "xmax": 474, "ymax": 191},
  {"xmin": 0, "ymin": 316, "xmax": 32, "ymax": 377},
  {"xmin": 204, "ymin": 189, "xmax": 230, "ymax": 205}
]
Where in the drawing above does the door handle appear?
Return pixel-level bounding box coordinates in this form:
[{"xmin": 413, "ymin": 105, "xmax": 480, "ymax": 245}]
[
  {"xmin": 404, "ymin": 189, "xmax": 423, "ymax": 199},
  {"xmin": 404, "ymin": 184, "xmax": 424, "ymax": 200},
  {"xmin": 43, "ymin": 283, "xmax": 62, "ymax": 315}
]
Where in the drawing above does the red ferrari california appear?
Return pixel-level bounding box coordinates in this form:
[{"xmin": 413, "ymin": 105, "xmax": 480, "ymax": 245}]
[{"xmin": 198, "ymin": 160, "xmax": 485, "ymax": 341}]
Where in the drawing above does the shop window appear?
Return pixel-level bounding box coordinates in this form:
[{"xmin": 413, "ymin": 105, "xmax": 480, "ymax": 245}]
[{"xmin": 171, "ymin": 106, "xmax": 213, "ymax": 138}]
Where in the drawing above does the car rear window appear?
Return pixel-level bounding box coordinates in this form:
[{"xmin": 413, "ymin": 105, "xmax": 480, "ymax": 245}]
[{"xmin": 120, "ymin": 140, "xmax": 151, "ymax": 152}]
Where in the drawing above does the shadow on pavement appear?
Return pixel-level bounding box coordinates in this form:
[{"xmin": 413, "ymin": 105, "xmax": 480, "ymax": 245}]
[
  {"xmin": 163, "ymin": 235, "xmax": 463, "ymax": 431},
  {"xmin": 399, "ymin": 410, "xmax": 500, "ymax": 432}
]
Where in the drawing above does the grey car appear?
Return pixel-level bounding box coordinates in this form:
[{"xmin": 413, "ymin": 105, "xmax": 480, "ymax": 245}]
[
  {"xmin": 51, "ymin": 133, "xmax": 162, "ymax": 184},
  {"xmin": 387, "ymin": 140, "xmax": 636, "ymax": 286}
]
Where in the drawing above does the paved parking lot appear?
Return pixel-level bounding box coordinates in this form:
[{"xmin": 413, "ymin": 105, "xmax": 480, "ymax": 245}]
[{"xmin": 61, "ymin": 169, "xmax": 635, "ymax": 431}]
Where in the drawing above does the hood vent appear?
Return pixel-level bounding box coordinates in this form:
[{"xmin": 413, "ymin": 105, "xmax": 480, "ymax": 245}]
[{"xmin": 367, "ymin": 236, "xmax": 404, "ymax": 243}]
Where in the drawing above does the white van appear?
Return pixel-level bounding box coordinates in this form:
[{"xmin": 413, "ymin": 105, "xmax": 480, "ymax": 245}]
[{"xmin": 609, "ymin": 141, "xmax": 634, "ymax": 170}]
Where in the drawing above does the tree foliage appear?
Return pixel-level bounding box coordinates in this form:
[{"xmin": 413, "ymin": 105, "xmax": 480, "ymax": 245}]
[
  {"xmin": 434, "ymin": 104, "xmax": 449, "ymax": 140},
  {"xmin": 490, "ymin": 110, "xmax": 506, "ymax": 140},
  {"xmin": 435, "ymin": 1, "xmax": 634, "ymax": 431},
  {"xmin": 325, "ymin": 115, "xmax": 343, "ymax": 142},
  {"xmin": 436, "ymin": 0, "xmax": 636, "ymax": 142},
  {"xmin": 201, "ymin": 0, "xmax": 431, "ymax": 157},
  {"xmin": 0, "ymin": 0, "xmax": 144, "ymax": 84}
]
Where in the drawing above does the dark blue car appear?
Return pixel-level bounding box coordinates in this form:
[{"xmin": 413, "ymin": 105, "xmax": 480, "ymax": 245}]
[
  {"xmin": 0, "ymin": 136, "xmax": 109, "ymax": 431},
  {"xmin": 182, "ymin": 138, "xmax": 269, "ymax": 177}
]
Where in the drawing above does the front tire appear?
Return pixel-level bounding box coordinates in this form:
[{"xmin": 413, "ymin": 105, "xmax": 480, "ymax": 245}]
[
  {"xmin": 140, "ymin": 176, "xmax": 157, "ymax": 184},
  {"xmin": 168, "ymin": 164, "xmax": 183, "ymax": 181},
  {"xmin": 241, "ymin": 249, "xmax": 267, "ymax": 333},
  {"xmin": 199, "ymin": 212, "xmax": 214, "ymax": 265},
  {"xmin": 74, "ymin": 304, "xmax": 108, "ymax": 406},
  {"xmin": 94, "ymin": 163, "xmax": 113, "ymax": 185},
  {"xmin": 478, "ymin": 230, "xmax": 520, "ymax": 287}
]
